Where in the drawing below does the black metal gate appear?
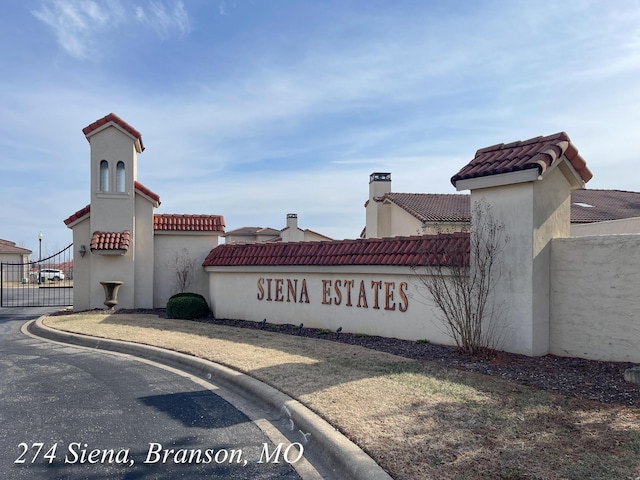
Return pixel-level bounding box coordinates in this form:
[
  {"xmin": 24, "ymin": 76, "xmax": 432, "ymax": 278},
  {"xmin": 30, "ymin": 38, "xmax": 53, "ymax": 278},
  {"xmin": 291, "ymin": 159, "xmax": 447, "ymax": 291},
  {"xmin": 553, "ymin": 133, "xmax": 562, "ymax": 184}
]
[{"xmin": 1, "ymin": 243, "xmax": 73, "ymax": 307}]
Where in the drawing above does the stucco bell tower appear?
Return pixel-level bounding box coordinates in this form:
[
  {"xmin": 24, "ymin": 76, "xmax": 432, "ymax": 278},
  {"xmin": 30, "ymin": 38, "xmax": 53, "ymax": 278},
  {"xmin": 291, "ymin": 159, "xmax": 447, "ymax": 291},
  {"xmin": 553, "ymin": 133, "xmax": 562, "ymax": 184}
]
[
  {"xmin": 84, "ymin": 113, "xmax": 143, "ymax": 234},
  {"xmin": 79, "ymin": 113, "xmax": 155, "ymax": 310}
]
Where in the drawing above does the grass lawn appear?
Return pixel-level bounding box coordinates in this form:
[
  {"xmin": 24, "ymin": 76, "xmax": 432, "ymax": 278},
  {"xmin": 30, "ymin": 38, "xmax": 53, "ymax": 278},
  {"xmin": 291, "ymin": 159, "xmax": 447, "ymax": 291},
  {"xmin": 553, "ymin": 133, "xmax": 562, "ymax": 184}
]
[{"xmin": 43, "ymin": 312, "xmax": 640, "ymax": 480}]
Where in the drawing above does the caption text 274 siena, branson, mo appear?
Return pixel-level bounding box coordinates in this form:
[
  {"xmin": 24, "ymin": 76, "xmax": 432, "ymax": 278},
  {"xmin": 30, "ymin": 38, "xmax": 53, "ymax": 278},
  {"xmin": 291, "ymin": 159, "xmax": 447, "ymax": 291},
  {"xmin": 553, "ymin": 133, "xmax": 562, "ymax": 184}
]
[{"xmin": 256, "ymin": 277, "xmax": 409, "ymax": 312}]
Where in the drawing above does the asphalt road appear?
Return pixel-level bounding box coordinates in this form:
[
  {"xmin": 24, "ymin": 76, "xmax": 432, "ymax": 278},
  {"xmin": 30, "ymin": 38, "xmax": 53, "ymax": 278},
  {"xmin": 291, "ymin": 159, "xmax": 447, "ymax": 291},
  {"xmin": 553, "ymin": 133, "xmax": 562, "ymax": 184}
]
[
  {"xmin": 0, "ymin": 307, "xmax": 303, "ymax": 479},
  {"xmin": 0, "ymin": 285, "xmax": 73, "ymax": 308}
]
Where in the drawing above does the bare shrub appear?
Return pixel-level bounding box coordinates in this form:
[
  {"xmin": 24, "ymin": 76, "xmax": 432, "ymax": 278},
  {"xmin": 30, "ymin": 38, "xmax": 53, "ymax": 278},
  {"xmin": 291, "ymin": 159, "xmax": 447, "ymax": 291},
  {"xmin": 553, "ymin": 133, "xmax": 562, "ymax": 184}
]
[
  {"xmin": 414, "ymin": 200, "xmax": 509, "ymax": 356},
  {"xmin": 171, "ymin": 248, "xmax": 196, "ymax": 293}
]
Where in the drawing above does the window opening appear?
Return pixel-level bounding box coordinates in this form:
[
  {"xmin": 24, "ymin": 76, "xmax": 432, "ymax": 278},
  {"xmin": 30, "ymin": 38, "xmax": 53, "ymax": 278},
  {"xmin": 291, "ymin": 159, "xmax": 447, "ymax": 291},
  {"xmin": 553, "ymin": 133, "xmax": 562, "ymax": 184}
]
[
  {"xmin": 100, "ymin": 160, "xmax": 109, "ymax": 191},
  {"xmin": 116, "ymin": 161, "xmax": 125, "ymax": 192}
]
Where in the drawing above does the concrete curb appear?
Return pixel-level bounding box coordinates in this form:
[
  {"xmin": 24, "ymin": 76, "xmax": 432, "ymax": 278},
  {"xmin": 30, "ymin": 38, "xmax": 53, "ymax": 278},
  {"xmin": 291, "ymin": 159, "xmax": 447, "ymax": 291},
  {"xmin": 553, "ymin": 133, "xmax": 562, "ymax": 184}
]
[{"xmin": 27, "ymin": 318, "xmax": 393, "ymax": 480}]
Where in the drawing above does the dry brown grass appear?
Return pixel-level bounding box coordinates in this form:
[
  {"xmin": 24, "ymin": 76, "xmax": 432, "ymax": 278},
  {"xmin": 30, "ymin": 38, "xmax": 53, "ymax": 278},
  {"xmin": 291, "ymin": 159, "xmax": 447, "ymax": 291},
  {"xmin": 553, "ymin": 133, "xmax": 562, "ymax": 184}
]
[{"xmin": 43, "ymin": 312, "xmax": 640, "ymax": 480}]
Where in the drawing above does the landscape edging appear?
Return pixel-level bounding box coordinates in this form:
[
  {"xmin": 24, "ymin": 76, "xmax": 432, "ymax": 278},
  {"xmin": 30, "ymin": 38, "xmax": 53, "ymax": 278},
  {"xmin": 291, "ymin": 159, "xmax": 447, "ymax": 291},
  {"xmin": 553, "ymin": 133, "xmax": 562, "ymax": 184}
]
[{"xmin": 26, "ymin": 317, "xmax": 393, "ymax": 480}]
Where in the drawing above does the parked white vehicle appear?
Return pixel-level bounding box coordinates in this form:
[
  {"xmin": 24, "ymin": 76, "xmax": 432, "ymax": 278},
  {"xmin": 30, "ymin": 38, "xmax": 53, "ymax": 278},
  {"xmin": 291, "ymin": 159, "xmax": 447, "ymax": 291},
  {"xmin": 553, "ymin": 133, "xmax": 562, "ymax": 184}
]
[{"xmin": 39, "ymin": 269, "xmax": 65, "ymax": 282}]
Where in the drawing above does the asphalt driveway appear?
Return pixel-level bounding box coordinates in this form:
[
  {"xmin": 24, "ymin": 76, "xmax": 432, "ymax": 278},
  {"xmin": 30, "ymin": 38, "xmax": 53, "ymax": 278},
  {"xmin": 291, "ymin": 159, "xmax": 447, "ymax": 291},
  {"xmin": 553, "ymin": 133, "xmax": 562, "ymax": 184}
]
[{"xmin": 0, "ymin": 307, "xmax": 304, "ymax": 479}]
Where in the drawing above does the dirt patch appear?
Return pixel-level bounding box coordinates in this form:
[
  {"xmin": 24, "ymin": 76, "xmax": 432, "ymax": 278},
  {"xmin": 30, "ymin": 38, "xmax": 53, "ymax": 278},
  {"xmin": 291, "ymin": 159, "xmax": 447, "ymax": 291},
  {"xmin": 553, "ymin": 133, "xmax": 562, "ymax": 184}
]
[{"xmin": 43, "ymin": 311, "xmax": 640, "ymax": 480}]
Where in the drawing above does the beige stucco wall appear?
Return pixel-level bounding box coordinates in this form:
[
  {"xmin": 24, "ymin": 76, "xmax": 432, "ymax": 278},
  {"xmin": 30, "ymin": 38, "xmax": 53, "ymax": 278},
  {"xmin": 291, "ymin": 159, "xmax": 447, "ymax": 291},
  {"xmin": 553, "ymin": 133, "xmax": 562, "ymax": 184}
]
[
  {"xmin": 0, "ymin": 252, "xmax": 30, "ymax": 283},
  {"xmin": 389, "ymin": 205, "xmax": 422, "ymax": 237},
  {"xmin": 89, "ymin": 127, "xmax": 137, "ymax": 235},
  {"xmin": 71, "ymin": 218, "xmax": 91, "ymax": 311},
  {"xmin": 154, "ymin": 233, "xmax": 220, "ymax": 308},
  {"xmin": 134, "ymin": 195, "xmax": 155, "ymax": 308},
  {"xmin": 571, "ymin": 217, "xmax": 640, "ymax": 236},
  {"xmin": 206, "ymin": 265, "xmax": 453, "ymax": 344},
  {"xmin": 550, "ymin": 234, "xmax": 640, "ymax": 362},
  {"xmin": 469, "ymin": 166, "xmax": 572, "ymax": 356},
  {"xmin": 302, "ymin": 231, "xmax": 330, "ymax": 242},
  {"xmin": 89, "ymin": 250, "xmax": 135, "ymax": 309},
  {"xmin": 368, "ymin": 201, "xmax": 470, "ymax": 238},
  {"xmin": 422, "ymin": 222, "xmax": 469, "ymax": 235}
]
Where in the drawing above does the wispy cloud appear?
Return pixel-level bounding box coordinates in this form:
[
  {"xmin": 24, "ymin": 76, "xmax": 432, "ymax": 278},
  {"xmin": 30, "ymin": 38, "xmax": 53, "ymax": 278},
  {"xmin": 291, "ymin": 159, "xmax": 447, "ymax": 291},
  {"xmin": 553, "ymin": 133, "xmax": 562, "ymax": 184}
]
[
  {"xmin": 32, "ymin": 0, "xmax": 191, "ymax": 59},
  {"xmin": 135, "ymin": 1, "xmax": 190, "ymax": 39}
]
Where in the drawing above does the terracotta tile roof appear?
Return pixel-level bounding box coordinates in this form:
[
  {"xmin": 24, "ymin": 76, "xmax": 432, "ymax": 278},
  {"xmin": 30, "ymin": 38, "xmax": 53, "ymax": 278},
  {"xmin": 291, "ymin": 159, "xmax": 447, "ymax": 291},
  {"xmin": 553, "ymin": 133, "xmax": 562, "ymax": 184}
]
[
  {"xmin": 90, "ymin": 231, "xmax": 131, "ymax": 252},
  {"xmin": 64, "ymin": 204, "xmax": 91, "ymax": 226},
  {"xmin": 154, "ymin": 214, "xmax": 225, "ymax": 232},
  {"xmin": 374, "ymin": 190, "xmax": 640, "ymax": 226},
  {"xmin": 204, "ymin": 233, "xmax": 470, "ymax": 267},
  {"xmin": 382, "ymin": 193, "xmax": 470, "ymax": 223},
  {"xmin": 0, "ymin": 239, "xmax": 32, "ymax": 255},
  {"xmin": 571, "ymin": 189, "xmax": 640, "ymax": 223},
  {"xmin": 451, "ymin": 132, "xmax": 592, "ymax": 186},
  {"xmin": 134, "ymin": 181, "xmax": 161, "ymax": 205},
  {"xmin": 82, "ymin": 113, "xmax": 145, "ymax": 152}
]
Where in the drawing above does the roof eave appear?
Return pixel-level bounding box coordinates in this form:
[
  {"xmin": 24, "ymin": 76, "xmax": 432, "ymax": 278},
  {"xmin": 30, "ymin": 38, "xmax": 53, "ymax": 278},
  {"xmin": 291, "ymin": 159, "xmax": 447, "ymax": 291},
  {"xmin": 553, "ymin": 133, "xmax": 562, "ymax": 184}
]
[
  {"xmin": 90, "ymin": 249, "xmax": 128, "ymax": 256},
  {"xmin": 555, "ymin": 156, "xmax": 587, "ymax": 189},
  {"xmin": 453, "ymin": 168, "xmax": 540, "ymax": 191},
  {"xmin": 84, "ymin": 121, "xmax": 144, "ymax": 153}
]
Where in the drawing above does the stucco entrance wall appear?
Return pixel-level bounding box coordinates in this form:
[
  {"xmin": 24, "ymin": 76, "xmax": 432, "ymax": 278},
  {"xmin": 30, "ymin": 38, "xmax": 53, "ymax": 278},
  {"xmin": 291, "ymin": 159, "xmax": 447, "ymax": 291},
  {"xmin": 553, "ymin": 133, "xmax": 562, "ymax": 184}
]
[
  {"xmin": 206, "ymin": 265, "xmax": 452, "ymax": 344},
  {"xmin": 70, "ymin": 218, "xmax": 91, "ymax": 311},
  {"xmin": 154, "ymin": 233, "xmax": 218, "ymax": 308},
  {"xmin": 550, "ymin": 234, "xmax": 640, "ymax": 363}
]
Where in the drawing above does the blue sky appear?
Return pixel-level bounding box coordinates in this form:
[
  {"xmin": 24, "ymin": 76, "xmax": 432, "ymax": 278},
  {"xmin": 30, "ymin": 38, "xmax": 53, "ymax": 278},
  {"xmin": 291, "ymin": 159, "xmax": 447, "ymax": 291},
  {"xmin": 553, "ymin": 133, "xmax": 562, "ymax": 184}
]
[{"xmin": 1, "ymin": 0, "xmax": 639, "ymax": 256}]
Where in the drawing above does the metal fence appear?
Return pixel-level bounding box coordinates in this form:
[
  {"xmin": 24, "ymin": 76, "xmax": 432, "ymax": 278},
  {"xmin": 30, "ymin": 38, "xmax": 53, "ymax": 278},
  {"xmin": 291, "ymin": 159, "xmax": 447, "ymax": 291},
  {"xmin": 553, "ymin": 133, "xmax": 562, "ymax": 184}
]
[{"xmin": 1, "ymin": 244, "xmax": 73, "ymax": 307}]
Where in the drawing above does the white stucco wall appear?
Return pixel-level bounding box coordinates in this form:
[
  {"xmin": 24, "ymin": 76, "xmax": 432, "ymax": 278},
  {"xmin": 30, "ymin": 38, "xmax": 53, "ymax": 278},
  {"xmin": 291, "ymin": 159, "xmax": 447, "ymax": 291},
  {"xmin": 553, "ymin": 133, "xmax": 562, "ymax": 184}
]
[
  {"xmin": 154, "ymin": 233, "xmax": 220, "ymax": 308},
  {"xmin": 550, "ymin": 234, "xmax": 640, "ymax": 362},
  {"xmin": 206, "ymin": 265, "xmax": 453, "ymax": 344}
]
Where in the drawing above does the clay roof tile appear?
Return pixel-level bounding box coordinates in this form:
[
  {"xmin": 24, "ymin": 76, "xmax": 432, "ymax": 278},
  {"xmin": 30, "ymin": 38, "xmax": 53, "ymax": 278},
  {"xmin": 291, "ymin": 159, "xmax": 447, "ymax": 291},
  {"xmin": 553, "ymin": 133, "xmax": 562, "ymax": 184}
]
[
  {"xmin": 90, "ymin": 230, "xmax": 131, "ymax": 252},
  {"xmin": 153, "ymin": 214, "xmax": 225, "ymax": 233},
  {"xmin": 82, "ymin": 113, "xmax": 145, "ymax": 152},
  {"xmin": 451, "ymin": 132, "xmax": 592, "ymax": 186},
  {"xmin": 203, "ymin": 233, "xmax": 470, "ymax": 268}
]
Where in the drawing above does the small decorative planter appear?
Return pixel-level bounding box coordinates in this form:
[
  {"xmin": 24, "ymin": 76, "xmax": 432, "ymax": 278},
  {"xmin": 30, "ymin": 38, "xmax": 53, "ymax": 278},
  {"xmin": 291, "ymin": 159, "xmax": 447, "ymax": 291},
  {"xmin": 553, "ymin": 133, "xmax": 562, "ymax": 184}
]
[{"xmin": 100, "ymin": 281, "xmax": 123, "ymax": 310}]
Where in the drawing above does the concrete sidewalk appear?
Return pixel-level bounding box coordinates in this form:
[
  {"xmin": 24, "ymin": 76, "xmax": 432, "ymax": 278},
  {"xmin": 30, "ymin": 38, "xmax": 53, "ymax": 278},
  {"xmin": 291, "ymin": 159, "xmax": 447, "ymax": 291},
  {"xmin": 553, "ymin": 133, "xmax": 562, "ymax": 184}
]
[{"xmin": 26, "ymin": 317, "xmax": 393, "ymax": 480}]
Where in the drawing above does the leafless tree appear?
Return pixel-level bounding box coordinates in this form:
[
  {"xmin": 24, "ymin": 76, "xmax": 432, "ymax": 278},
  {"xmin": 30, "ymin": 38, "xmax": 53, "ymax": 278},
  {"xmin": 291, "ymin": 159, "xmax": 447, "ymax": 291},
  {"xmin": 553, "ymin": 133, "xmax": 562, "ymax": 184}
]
[
  {"xmin": 171, "ymin": 248, "xmax": 196, "ymax": 293},
  {"xmin": 414, "ymin": 200, "xmax": 509, "ymax": 356}
]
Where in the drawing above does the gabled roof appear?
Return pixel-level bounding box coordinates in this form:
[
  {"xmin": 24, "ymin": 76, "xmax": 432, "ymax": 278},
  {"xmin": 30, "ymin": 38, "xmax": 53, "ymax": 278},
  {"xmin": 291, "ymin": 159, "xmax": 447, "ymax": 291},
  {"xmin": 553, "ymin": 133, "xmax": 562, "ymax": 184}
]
[
  {"xmin": 0, "ymin": 239, "xmax": 32, "ymax": 255},
  {"xmin": 451, "ymin": 132, "xmax": 592, "ymax": 186},
  {"xmin": 224, "ymin": 226, "xmax": 281, "ymax": 237},
  {"xmin": 90, "ymin": 231, "xmax": 131, "ymax": 253},
  {"xmin": 204, "ymin": 233, "xmax": 470, "ymax": 267},
  {"xmin": 154, "ymin": 214, "xmax": 225, "ymax": 232},
  {"xmin": 280, "ymin": 226, "xmax": 333, "ymax": 241},
  {"xmin": 381, "ymin": 193, "xmax": 470, "ymax": 223},
  {"xmin": 83, "ymin": 113, "xmax": 145, "ymax": 152},
  {"xmin": 63, "ymin": 204, "xmax": 91, "ymax": 227},
  {"xmin": 375, "ymin": 189, "xmax": 640, "ymax": 226},
  {"xmin": 134, "ymin": 181, "xmax": 161, "ymax": 206}
]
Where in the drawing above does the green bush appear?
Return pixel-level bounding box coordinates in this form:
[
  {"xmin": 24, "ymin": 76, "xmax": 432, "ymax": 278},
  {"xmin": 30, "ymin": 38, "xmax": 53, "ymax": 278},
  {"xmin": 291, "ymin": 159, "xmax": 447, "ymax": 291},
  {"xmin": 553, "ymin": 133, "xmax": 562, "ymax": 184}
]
[{"xmin": 166, "ymin": 292, "xmax": 210, "ymax": 320}]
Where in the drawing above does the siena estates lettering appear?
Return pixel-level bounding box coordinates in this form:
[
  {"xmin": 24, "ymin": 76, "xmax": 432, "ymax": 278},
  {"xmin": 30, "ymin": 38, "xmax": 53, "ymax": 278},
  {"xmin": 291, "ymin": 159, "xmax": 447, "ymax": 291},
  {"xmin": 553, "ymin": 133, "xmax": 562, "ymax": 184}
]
[{"xmin": 256, "ymin": 277, "xmax": 408, "ymax": 312}]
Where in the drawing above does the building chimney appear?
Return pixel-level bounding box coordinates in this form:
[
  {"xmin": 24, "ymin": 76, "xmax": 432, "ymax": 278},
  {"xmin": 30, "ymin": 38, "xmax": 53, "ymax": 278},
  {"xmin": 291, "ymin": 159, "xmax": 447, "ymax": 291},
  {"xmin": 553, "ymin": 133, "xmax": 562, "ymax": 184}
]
[
  {"xmin": 286, "ymin": 213, "xmax": 298, "ymax": 230},
  {"xmin": 282, "ymin": 213, "xmax": 303, "ymax": 242},
  {"xmin": 369, "ymin": 172, "xmax": 391, "ymax": 201},
  {"xmin": 366, "ymin": 173, "xmax": 392, "ymax": 238}
]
